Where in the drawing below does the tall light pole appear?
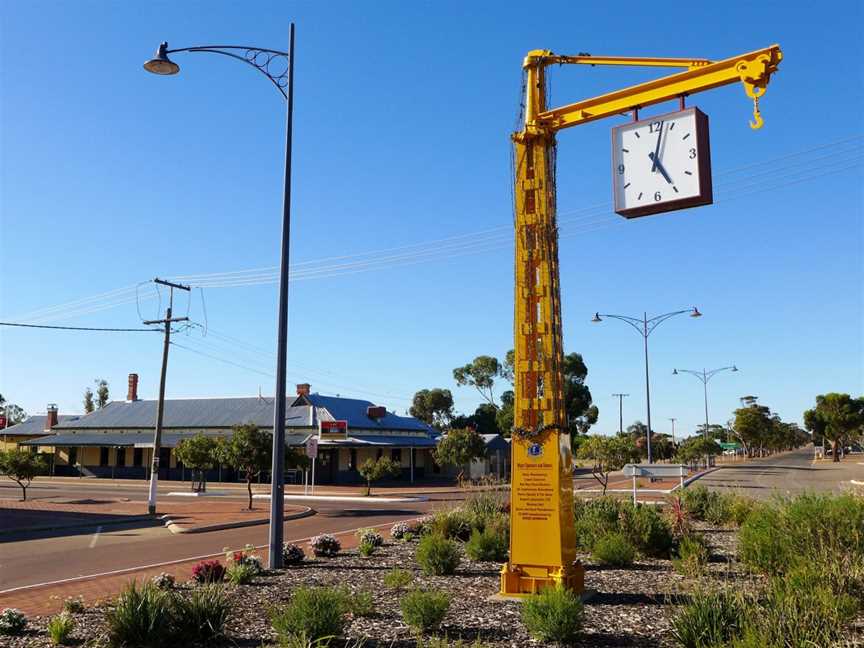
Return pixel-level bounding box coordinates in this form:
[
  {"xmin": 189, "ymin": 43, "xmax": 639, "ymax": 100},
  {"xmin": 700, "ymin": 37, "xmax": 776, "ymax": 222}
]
[
  {"xmin": 592, "ymin": 307, "xmax": 701, "ymax": 462},
  {"xmin": 669, "ymin": 417, "xmax": 677, "ymax": 444},
  {"xmin": 143, "ymin": 25, "xmax": 295, "ymax": 569},
  {"xmin": 612, "ymin": 393, "xmax": 629, "ymax": 435},
  {"xmin": 672, "ymin": 365, "xmax": 738, "ymax": 438}
]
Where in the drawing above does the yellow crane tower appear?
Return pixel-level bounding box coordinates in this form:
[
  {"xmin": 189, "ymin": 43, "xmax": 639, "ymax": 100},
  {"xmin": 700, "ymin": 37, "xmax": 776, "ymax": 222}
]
[{"xmin": 502, "ymin": 45, "xmax": 782, "ymax": 597}]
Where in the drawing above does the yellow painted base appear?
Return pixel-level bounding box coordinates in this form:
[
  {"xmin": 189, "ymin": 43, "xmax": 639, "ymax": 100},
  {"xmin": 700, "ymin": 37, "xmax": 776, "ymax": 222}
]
[{"xmin": 499, "ymin": 560, "xmax": 585, "ymax": 598}]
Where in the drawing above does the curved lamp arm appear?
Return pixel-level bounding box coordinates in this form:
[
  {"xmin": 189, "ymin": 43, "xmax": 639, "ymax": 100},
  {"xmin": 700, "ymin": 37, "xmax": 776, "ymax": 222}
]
[
  {"xmin": 592, "ymin": 307, "xmax": 700, "ymax": 338},
  {"xmin": 673, "ymin": 365, "xmax": 738, "ymax": 383},
  {"xmin": 145, "ymin": 42, "xmax": 290, "ymax": 99}
]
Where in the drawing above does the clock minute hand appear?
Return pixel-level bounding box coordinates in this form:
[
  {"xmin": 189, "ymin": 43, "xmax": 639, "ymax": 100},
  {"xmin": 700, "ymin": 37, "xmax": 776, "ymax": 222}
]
[
  {"xmin": 651, "ymin": 122, "xmax": 663, "ymax": 172},
  {"xmin": 648, "ymin": 152, "xmax": 673, "ymax": 184}
]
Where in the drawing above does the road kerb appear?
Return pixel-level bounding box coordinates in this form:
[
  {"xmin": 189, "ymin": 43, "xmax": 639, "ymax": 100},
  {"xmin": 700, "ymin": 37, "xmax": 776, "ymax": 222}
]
[
  {"xmin": 0, "ymin": 514, "xmax": 157, "ymax": 538},
  {"xmin": 161, "ymin": 506, "xmax": 315, "ymax": 534}
]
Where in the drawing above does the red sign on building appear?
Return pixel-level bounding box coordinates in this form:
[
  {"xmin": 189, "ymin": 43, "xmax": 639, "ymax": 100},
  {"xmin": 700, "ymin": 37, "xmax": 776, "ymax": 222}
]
[{"xmin": 319, "ymin": 419, "xmax": 348, "ymax": 439}]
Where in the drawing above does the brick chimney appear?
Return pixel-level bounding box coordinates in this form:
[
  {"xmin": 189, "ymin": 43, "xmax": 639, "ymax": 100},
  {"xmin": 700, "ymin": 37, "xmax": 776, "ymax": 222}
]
[
  {"xmin": 296, "ymin": 383, "xmax": 311, "ymax": 397},
  {"xmin": 45, "ymin": 404, "xmax": 58, "ymax": 431},
  {"xmin": 127, "ymin": 373, "xmax": 139, "ymax": 401},
  {"xmin": 367, "ymin": 405, "xmax": 387, "ymax": 420}
]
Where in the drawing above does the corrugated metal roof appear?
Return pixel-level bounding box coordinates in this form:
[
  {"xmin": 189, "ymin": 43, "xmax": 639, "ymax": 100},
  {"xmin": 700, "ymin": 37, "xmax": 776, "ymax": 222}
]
[
  {"xmin": 317, "ymin": 435, "xmax": 438, "ymax": 448},
  {"xmin": 52, "ymin": 399, "xmax": 310, "ymax": 430},
  {"xmin": 480, "ymin": 434, "xmax": 510, "ymax": 451},
  {"xmin": 301, "ymin": 394, "xmax": 433, "ymax": 433},
  {"xmin": 21, "ymin": 430, "xmax": 310, "ymax": 448},
  {"xmin": 2, "ymin": 415, "xmax": 79, "ymax": 436}
]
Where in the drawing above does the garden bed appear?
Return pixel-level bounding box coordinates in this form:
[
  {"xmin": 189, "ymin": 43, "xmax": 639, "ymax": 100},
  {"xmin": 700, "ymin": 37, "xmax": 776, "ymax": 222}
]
[{"xmin": 2, "ymin": 525, "xmax": 743, "ymax": 648}]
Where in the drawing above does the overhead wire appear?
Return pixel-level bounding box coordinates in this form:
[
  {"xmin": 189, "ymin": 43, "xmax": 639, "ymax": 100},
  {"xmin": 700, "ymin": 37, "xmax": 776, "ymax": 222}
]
[
  {"xmin": 7, "ymin": 136, "xmax": 862, "ymax": 323},
  {"xmin": 0, "ymin": 322, "xmax": 159, "ymax": 332}
]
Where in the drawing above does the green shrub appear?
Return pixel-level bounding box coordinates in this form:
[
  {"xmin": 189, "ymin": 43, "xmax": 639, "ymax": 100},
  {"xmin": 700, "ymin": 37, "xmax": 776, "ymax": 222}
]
[
  {"xmin": 106, "ymin": 581, "xmax": 174, "ymax": 647},
  {"xmin": 737, "ymin": 503, "xmax": 787, "ymax": 575},
  {"xmin": 573, "ymin": 497, "xmax": 623, "ymax": 550},
  {"xmin": 429, "ymin": 508, "xmax": 474, "ymax": 540},
  {"xmin": 680, "ymin": 485, "xmax": 714, "ymax": 520},
  {"xmin": 703, "ymin": 494, "xmax": 733, "ymax": 526},
  {"xmin": 462, "ymin": 491, "xmax": 507, "ymax": 531},
  {"xmin": 726, "ymin": 494, "xmax": 756, "ymax": 526},
  {"xmin": 0, "ymin": 608, "xmax": 27, "ymax": 635},
  {"xmin": 343, "ymin": 588, "xmax": 376, "ymax": 617},
  {"xmin": 62, "ymin": 596, "xmax": 85, "ymax": 614},
  {"xmin": 620, "ymin": 503, "xmax": 673, "ymax": 557},
  {"xmin": 673, "ymin": 533, "xmax": 710, "ymax": 577},
  {"xmin": 226, "ymin": 561, "xmax": 257, "ymax": 585},
  {"xmin": 416, "ymin": 534, "xmax": 461, "ymax": 575},
  {"xmin": 271, "ymin": 586, "xmax": 346, "ymax": 643},
  {"xmin": 47, "ymin": 613, "xmax": 75, "ymax": 646},
  {"xmin": 521, "ymin": 585, "xmax": 583, "ymax": 643},
  {"xmin": 671, "ymin": 589, "xmax": 744, "ymax": 648},
  {"xmin": 400, "ymin": 589, "xmax": 450, "ymax": 634},
  {"xmin": 383, "ymin": 567, "xmax": 414, "ymax": 590},
  {"xmin": 171, "ymin": 584, "xmax": 232, "ymax": 643},
  {"xmin": 358, "ymin": 540, "xmax": 377, "ymax": 557},
  {"xmin": 355, "ymin": 527, "xmax": 384, "ymax": 547},
  {"xmin": 465, "ymin": 527, "xmax": 508, "ymax": 562},
  {"xmin": 591, "ymin": 532, "xmax": 636, "ymax": 567}
]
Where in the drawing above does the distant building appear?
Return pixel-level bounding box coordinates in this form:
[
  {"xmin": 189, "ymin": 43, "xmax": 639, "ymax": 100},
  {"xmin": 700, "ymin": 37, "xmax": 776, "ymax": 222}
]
[
  {"xmin": 24, "ymin": 376, "xmax": 439, "ymax": 484},
  {"xmin": 2, "ymin": 403, "xmax": 76, "ymax": 453}
]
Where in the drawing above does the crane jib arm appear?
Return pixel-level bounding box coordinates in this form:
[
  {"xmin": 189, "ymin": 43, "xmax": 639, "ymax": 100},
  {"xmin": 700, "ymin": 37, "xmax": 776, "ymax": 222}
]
[{"xmin": 523, "ymin": 45, "xmax": 782, "ymax": 134}]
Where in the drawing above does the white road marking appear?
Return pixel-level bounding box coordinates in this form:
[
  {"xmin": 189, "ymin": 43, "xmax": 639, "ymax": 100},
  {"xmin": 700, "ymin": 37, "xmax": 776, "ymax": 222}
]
[{"xmin": 88, "ymin": 526, "xmax": 102, "ymax": 549}]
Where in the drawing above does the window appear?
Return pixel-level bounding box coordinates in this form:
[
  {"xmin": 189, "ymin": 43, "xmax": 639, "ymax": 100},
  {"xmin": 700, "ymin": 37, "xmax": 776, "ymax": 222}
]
[
  {"xmin": 349, "ymin": 449, "xmax": 357, "ymax": 471},
  {"xmin": 133, "ymin": 448, "xmax": 143, "ymax": 467},
  {"xmin": 69, "ymin": 448, "xmax": 78, "ymax": 466},
  {"xmin": 391, "ymin": 449, "xmax": 402, "ymax": 464},
  {"xmin": 116, "ymin": 448, "xmax": 126, "ymax": 467},
  {"xmin": 99, "ymin": 447, "xmax": 109, "ymax": 466}
]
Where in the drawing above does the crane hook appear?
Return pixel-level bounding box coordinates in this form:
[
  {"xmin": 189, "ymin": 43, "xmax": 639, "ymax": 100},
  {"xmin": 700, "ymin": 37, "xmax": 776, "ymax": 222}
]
[{"xmin": 749, "ymin": 96, "xmax": 763, "ymax": 130}]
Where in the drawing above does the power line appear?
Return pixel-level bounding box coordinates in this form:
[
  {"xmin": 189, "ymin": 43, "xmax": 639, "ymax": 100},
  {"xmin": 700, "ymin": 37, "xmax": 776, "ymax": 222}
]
[{"xmin": 0, "ymin": 321, "xmax": 159, "ymax": 332}]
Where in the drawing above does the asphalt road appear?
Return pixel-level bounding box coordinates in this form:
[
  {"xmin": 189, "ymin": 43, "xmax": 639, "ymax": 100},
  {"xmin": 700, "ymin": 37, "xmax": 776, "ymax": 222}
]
[
  {"xmin": 699, "ymin": 446, "xmax": 863, "ymax": 498},
  {"xmin": 0, "ymin": 481, "xmax": 461, "ymax": 592}
]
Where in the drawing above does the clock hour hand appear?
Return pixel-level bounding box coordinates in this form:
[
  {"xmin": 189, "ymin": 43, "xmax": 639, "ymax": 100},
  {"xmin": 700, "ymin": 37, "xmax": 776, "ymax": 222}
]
[{"xmin": 648, "ymin": 152, "xmax": 673, "ymax": 184}]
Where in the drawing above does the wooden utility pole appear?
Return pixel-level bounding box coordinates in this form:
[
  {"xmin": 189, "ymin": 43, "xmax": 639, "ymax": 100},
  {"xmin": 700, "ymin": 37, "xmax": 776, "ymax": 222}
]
[{"xmin": 144, "ymin": 278, "xmax": 189, "ymax": 515}]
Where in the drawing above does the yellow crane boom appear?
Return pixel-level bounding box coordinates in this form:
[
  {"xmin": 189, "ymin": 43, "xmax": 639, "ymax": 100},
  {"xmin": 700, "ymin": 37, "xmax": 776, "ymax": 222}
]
[{"xmin": 502, "ymin": 44, "xmax": 782, "ymax": 597}]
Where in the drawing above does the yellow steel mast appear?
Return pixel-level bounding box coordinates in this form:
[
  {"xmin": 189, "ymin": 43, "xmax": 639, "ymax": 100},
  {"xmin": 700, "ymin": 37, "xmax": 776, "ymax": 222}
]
[{"xmin": 502, "ymin": 45, "xmax": 782, "ymax": 597}]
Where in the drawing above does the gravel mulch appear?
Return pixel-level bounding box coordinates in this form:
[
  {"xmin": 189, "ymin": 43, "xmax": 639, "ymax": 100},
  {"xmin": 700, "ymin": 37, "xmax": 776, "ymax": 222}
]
[{"xmin": 0, "ymin": 526, "xmax": 756, "ymax": 648}]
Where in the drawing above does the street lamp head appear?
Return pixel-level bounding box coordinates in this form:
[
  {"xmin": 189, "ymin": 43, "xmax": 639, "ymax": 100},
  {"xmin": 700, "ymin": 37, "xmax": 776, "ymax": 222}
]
[
  {"xmin": 591, "ymin": 312, "xmax": 602, "ymax": 323},
  {"xmin": 690, "ymin": 307, "xmax": 702, "ymax": 318},
  {"xmin": 143, "ymin": 42, "xmax": 180, "ymax": 75},
  {"xmin": 672, "ymin": 368, "xmax": 678, "ymax": 375},
  {"xmin": 731, "ymin": 365, "xmax": 738, "ymax": 372}
]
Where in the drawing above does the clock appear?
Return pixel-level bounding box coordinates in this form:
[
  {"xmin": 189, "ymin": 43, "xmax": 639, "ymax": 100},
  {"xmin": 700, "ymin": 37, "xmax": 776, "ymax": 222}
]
[{"xmin": 611, "ymin": 107, "xmax": 712, "ymax": 219}]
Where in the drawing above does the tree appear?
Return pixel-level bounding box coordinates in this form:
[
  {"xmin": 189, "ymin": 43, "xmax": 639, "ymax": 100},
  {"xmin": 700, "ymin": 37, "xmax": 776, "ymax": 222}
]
[
  {"xmin": 675, "ymin": 436, "xmax": 721, "ymax": 465},
  {"xmin": 0, "ymin": 449, "xmax": 46, "ymax": 501},
  {"xmin": 496, "ymin": 390, "xmax": 514, "ymax": 437},
  {"xmin": 216, "ymin": 424, "xmax": 271, "ymax": 509},
  {"xmin": 804, "ymin": 393, "xmax": 864, "ymax": 462},
  {"xmin": 733, "ymin": 403, "xmax": 774, "ymax": 457},
  {"xmin": 453, "ymin": 355, "xmax": 501, "ymax": 407},
  {"xmin": 500, "ymin": 349, "xmax": 515, "ymax": 385},
  {"xmin": 434, "ymin": 427, "xmax": 487, "ymax": 485},
  {"xmin": 576, "ymin": 435, "xmax": 639, "ymax": 494},
  {"xmin": 175, "ymin": 433, "xmax": 218, "ymax": 492},
  {"xmin": 409, "ymin": 388, "xmax": 454, "ymax": 430},
  {"xmin": 94, "ymin": 379, "xmax": 110, "ymax": 409},
  {"xmin": 358, "ymin": 456, "xmax": 401, "ymax": 496},
  {"xmin": 0, "ymin": 394, "xmax": 27, "ymax": 426},
  {"xmin": 83, "ymin": 388, "xmax": 95, "ymax": 414},
  {"xmin": 562, "ymin": 353, "xmax": 598, "ymax": 437}
]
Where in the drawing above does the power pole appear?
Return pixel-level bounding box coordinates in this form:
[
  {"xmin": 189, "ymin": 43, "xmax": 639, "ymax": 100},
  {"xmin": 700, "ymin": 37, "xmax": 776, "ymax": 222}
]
[
  {"xmin": 144, "ymin": 278, "xmax": 190, "ymax": 515},
  {"xmin": 612, "ymin": 393, "xmax": 629, "ymax": 435},
  {"xmin": 669, "ymin": 417, "xmax": 677, "ymax": 444}
]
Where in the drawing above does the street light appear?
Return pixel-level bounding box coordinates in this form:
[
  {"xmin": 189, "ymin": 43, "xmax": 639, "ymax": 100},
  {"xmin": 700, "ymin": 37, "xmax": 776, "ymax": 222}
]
[
  {"xmin": 143, "ymin": 26, "xmax": 296, "ymax": 569},
  {"xmin": 592, "ymin": 307, "xmax": 701, "ymax": 462},
  {"xmin": 672, "ymin": 365, "xmax": 738, "ymax": 438}
]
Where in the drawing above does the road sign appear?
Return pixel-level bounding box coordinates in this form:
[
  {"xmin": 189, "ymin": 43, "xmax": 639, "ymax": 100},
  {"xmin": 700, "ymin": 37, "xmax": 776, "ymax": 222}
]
[
  {"xmin": 319, "ymin": 419, "xmax": 348, "ymax": 439},
  {"xmin": 305, "ymin": 436, "xmax": 318, "ymax": 459}
]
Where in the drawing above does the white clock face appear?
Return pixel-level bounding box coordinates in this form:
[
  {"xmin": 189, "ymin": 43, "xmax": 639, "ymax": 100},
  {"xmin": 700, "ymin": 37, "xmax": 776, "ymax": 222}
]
[{"xmin": 612, "ymin": 108, "xmax": 709, "ymax": 216}]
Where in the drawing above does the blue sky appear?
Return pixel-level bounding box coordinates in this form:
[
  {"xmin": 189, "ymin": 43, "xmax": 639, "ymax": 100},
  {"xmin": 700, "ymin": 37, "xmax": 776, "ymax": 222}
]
[{"xmin": 1, "ymin": 1, "xmax": 862, "ymax": 437}]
